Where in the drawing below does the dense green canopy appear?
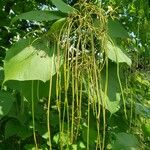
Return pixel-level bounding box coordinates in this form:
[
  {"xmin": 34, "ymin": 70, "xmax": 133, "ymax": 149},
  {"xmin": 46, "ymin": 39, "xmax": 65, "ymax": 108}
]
[{"xmin": 0, "ymin": 0, "xmax": 149, "ymax": 150}]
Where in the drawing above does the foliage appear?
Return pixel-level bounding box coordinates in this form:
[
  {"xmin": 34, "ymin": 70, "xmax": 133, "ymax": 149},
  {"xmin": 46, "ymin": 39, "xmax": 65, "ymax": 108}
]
[{"xmin": 0, "ymin": 0, "xmax": 149, "ymax": 150}]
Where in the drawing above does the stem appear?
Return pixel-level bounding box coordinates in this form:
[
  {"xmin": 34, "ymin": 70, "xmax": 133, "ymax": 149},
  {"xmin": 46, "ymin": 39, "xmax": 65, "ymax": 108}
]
[
  {"xmin": 87, "ymin": 74, "xmax": 90, "ymax": 150},
  {"xmin": 47, "ymin": 53, "xmax": 54, "ymax": 150},
  {"xmin": 31, "ymin": 81, "xmax": 38, "ymax": 150}
]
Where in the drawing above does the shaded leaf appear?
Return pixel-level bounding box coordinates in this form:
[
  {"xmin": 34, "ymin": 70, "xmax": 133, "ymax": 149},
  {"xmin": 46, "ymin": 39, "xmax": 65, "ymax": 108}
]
[
  {"xmin": 101, "ymin": 63, "xmax": 123, "ymax": 113},
  {"xmin": 11, "ymin": 10, "xmax": 63, "ymax": 23},
  {"xmin": 82, "ymin": 126, "xmax": 97, "ymax": 147},
  {"xmin": 82, "ymin": 115, "xmax": 97, "ymax": 147},
  {"xmin": 5, "ymin": 119, "xmax": 31, "ymax": 139},
  {"xmin": 47, "ymin": 18, "xmax": 66, "ymax": 38},
  {"xmin": 108, "ymin": 115, "xmax": 128, "ymax": 133},
  {"xmin": 108, "ymin": 19, "xmax": 129, "ymax": 38},
  {"xmin": 5, "ymin": 77, "xmax": 57, "ymax": 102},
  {"xmin": 0, "ymin": 67, "xmax": 4, "ymax": 85},
  {"xmin": 112, "ymin": 133, "xmax": 139, "ymax": 150},
  {"xmin": 0, "ymin": 91, "xmax": 15, "ymax": 119}
]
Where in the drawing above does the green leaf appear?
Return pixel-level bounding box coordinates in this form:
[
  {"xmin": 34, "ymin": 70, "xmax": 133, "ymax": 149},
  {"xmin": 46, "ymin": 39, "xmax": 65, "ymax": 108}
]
[
  {"xmin": 0, "ymin": 91, "xmax": 15, "ymax": 119},
  {"xmin": 107, "ymin": 41, "xmax": 132, "ymax": 66},
  {"xmin": 0, "ymin": 67, "xmax": 4, "ymax": 85},
  {"xmin": 11, "ymin": 10, "xmax": 63, "ymax": 23},
  {"xmin": 5, "ymin": 119, "xmax": 31, "ymax": 139},
  {"xmin": 78, "ymin": 141, "xmax": 86, "ymax": 149},
  {"xmin": 82, "ymin": 126, "xmax": 97, "ymax": 147},
  {"xmin": 5, "ymin": 74, "xmax": 57, "ymax": 103},
  {"xmin": 108, "ymin": 115, "xmax": 128, "ymax": 133},
  {"xmin": 51, "ymin": 0, "xmax": 76, "ymax": 14},
  {"xmin": 112, "ymin": 133, "xmax": 139, "ymax": 150},
  {"xmin": 5, "ymin": 38, "xmax": 31, "ymax": 61},
  {"xmin": 53, "ymin": 133, "xmax": 59, "ymax": 144},
  {"xmin": 53, "ymin": 131, "xmax": 71, "ymax": 146},
  {"xmin": 82, "ymin": 115, "xmax": 97, "ymax": 147},
  {"xmin": 101, "ymin": 92, "xmax": 120, "ymax": 114},
  {"xmin": 108, "ymin": 19, "xmax": 129, "ymax": 38},
  {"xmin": 83, "ymin": 63, "xmax": 122, "ymax": 114},
  {"xmin": 142, "ymin": 124, "xmax": 150, "ymax": 137},
  {"xmin": 101, "ymin": 63, "xmax": 123, "ymax": 113},
  {"xmin": 47, "ymin": 18, "xmax": 66, "ymax": 38},
  {"xmin": 4, "ymin": 38, "xmax": 63, "ymax": 82},
  {"xmin": 24, "ymin": 144, "xmax": 48, "ymax": 150},
  {"xmin": 5, "ymin": 79, "xmax": 56, "ymax": 102}
]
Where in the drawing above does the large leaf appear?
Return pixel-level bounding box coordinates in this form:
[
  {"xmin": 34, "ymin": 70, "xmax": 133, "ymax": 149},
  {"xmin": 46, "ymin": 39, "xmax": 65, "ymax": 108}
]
[
  {"xmin": 108, "ymin": 19, "xmax": 129, "ymax": 38},
  {"xmin": 11, "ymin": 10, "xmax": 64, "ymax": 23},
  {"xmin": 0, "ymin": 91, "xmax": 15, "ymax": 119},
  {"xmin": 107, "ymin": 41, "xmax": 132, "ymax": 66},
  {"xmin": 51, "ymin": 0, "xmax": 76, "ymax": 14},
  {"xmin": 4, "ymin": 38, "xmax": 63, "ymax": 82},
  {"xmin": 101, "ymin": 92, "xmax": 120, "ymax": 114},
  {"xmin": 83, "ymin": 63, "xmax": 121, "ymax": 114},
  {"xmin": 5, "ymin": 78, "xmax": 57, "ymax": 102},
  {"xmin": 5, "ymin": 119, "xmax": 31, "ymax": 139},
  {"xmin": 5, "ymin": 38, "xmax": 32, "ymax": 61},
  {"xmin": 112, "ymin": 133, "xmax": 139, "ymax": 150},
  {"xmin": 82, "ymin": 114, "xmax": 98, "ymax": 148},
  {"xmin": 82, "ymin": 126, "xmax": 97, "ymax": 148},
  {"xmin": 47, "ymin": 18, "xmax": 66, "ymax": 38},
  {"xmin": 101, "ymin": 63, "xmax": 122, "ymax": 114}
]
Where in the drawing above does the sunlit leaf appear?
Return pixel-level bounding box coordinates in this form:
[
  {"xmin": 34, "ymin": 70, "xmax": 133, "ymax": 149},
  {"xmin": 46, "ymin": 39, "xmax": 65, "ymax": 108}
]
[
  {"xmin": 107, "ymin": 41, "xmax": 132, "ymax": 66},
  {"xmin": 4, "ymin": 38, "xmax": 63, "ymax": 82},
  {"xmin": 142, "ymin": 124, "xmax": 150, "ymax": 137},
  {"xmin": 53, "ymin": 131, "xmax": 70, "ymax": 146},
  {"xmin": 101, "ymin": 92, "xmax": 120, "ymax": 114}
]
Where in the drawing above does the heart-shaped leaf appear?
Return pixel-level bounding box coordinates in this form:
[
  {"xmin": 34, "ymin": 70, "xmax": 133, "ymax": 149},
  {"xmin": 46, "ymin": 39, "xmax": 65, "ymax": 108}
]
[
  {"xmin": 107, "ymin": 41, "xmax": 132, "ymax": 66},
  {"xmin": 4, "ymin": 38, "xmax": 63, "ymax": 82}
]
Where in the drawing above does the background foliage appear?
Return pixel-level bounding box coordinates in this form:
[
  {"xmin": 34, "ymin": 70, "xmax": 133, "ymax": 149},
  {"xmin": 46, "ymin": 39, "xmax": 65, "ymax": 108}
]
[{"xmin": 0, "ymin": 0, "xmax": 150, "ymax": 150}]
